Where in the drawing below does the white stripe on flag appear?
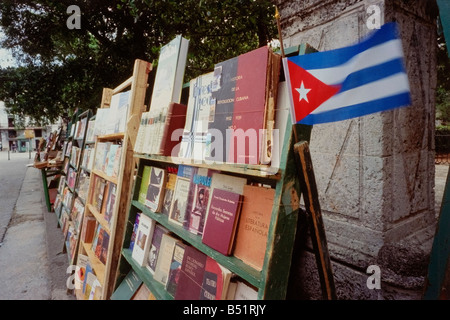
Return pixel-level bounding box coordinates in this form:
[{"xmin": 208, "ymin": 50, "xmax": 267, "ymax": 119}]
[
  {"xmin": 311, "ymin": 72, "xmax": 410, "ymax": 114},
  {"xmin": 308, "ymin": 39, "xmax": 404, "ymax": 85}
]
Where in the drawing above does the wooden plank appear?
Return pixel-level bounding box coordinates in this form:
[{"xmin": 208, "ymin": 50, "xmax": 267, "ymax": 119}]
[
  {"xmin": 100, "ymin": 88, "xmax": 114, "ymax": 108},
  {"xmin": 103, "ymin": 59, "xmax": 152, "ymax": 299},
  {"xmin": 294, "ymin": 140, "xmax": 337, "ymax": 300}
]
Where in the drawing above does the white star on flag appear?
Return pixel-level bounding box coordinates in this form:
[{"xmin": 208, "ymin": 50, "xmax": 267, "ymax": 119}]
[{"xmin": 296, "ymin": 81, "xmax": 311, "ymax": 103}]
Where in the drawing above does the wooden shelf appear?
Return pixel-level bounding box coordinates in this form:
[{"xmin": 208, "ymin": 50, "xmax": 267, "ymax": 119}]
[
  {"xmin": 132, "ymin": 200, "xmax": 262, "ymax": 288},
  {"xmin": 121, "ymin": 248, "xmax": 174, "ymax": 300},
  {"xmin": 86, "ymin": 203, "xmax": 111, "ymax": 235},
  {"xmin": 134, "ymin": 153, "xmax": 281, "ymax": 181},
  {"xmin": 91, "ymin": 169, "xmax": 119, "ymax": 185},
  {"xmin": 81, "ymin": 240, "xmax": 106, "ymax": 287}
]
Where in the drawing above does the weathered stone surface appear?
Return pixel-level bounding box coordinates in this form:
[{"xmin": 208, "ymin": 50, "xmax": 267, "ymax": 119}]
[{"xmin": 276, "ymin": 0, "xmax": 438, "ymax": 299}]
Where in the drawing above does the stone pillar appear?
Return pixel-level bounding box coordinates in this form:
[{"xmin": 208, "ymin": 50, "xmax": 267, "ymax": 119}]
[{"xmin": 274, "ymin": 0, "xmax": 438, "ymax": 299}]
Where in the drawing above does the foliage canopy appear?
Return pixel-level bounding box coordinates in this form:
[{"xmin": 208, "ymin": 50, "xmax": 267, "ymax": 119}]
[{"xmin": 0, "ymin": 0, "xmax": 278, "ymax": 123}]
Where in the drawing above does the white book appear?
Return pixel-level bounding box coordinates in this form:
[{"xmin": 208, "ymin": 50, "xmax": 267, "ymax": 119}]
[
  {"xmin": 131, "ymin": 214, "xmax": 156, "ymax": 267},
  {"xmin": 153, "ymin": 233, "xmax": 180, "ymax": 285}
]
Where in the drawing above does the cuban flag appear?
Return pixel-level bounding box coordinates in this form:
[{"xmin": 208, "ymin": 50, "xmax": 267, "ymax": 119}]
[{"xmin": 283, "ymin": 22, "xmax": 411, "ymax": 125}]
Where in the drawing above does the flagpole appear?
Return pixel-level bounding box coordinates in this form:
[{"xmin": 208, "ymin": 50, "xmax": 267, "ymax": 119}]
[{"xmin": 275, "ymin": 6, "xmax": 285, "ymax": 59}]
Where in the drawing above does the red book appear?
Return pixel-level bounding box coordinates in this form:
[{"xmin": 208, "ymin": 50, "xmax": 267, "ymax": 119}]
[
  {"xmin": 209, "ymin": 46, "xmax": 281, "ymax": 165},
  {"xmin": 174, "ymin": 246, "xmax": 207, "ymax": 300},
  {"xmin": 158, "ymin": 102, "xmax": 187, "ymax": 157},
  {"xmin": 202, "ymin": 188, "xmax": 243, "ymax": 256}
]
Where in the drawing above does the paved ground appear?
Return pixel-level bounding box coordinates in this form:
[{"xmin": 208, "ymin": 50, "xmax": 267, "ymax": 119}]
[{"xmin": 0, "ymin": 151, "xmax": 74, "ymax": 300}]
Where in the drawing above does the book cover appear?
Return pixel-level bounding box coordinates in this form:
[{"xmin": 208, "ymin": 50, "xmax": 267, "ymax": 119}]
[
  {"xmin": 129, "ymin": 212, "xmax": 141, "ymax": 251},
  {"xmin": 81, "ymin": 216, "xmax": 97, "ymax": 244},
  {"xmin": 186, "ymin": 168, "xmax": 216, "ymax": 236},
  {"xmin": 161, "ymin": 167, "xmax": 178, "ymax": 216},
  {"xmin": 207, "ymin": 46, "xmax": 281, "ymax": 165},
  {"xmin": 158, "ymin": 102, "xmax": 187, "ymax": 156},
  {"xmin": 110, "ymin": 90, "xmax": 130, "ymax": 134},
  {"xmin": 104, "ymin": 182, "xmax": 116, "ymax": 225},
  {"xmin": 131, "ymin": 214, "xmax": 156, "ymax": 267},
  {"xmin": 110, "ymin": 269, "xmax": 143, "ymax": 300},
  {"xmin": 146, "ymin": 35, "xmax": 189, "ymax": 155},
  {"xmin": 131, "ymin": 283, "xmax": 152, "ymax": 300},
  {"xmin": 146, "ymin": 223, "xmax": 170, "ymax": 274},
  {"xmin": 99, "ymin": 229, "xmax": 110, "ymax": 264},
  {"xmin": 202, "ymin": 188, "xmax": 243, "ymax": 256},
  {"xmin": 75, "ymin": 254, "xmax": 89, "ymax": 290},
  {"xmin": 153, "ymin": 233, "xmax": 180, "ymax": 285},
  {"xmin": 179, "ymin": 71, "xmax": 216, "ymax": 160},
  {"xmin": 138, "ymin": 165, "xmax": 152, "ymax": 205},
  {"xmin": 174, "ymin": 245, "xmax": 207, "ymax": 300},
  {"xmin": 165, "ymin": 242, "xmax": 186, "ymax": 297},
  {"xmin": 233, "ymin": 185, "xmax": 275, "ymax": 271},
  {"xmin": 145, "ymin": 166, "xmax": 167, "ymax": 213},
  {"xmin": 234, "ymin": 280, "xmax": 258, "ymax": 300},
  {"xmin": 199, "ymin": 256, "xmax": 232, "ymax": 300},
  {"xmin": 92, "ymin": 176, "xmax": 106, "ymax": 214},
  {"xmin": 105, "ymin": 144, "xmax": 119, "ymax": 177},
  {"xmin": 112, "ymin": 145, "xmax": 122, "ymax": 178},
  {"xmin": 168, "ymin": 165, "xmax": 197, "ymax": 227}
]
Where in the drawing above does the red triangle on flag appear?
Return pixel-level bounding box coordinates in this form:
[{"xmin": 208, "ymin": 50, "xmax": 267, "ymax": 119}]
[{"xmin": 287, "ymin": 60, "xmax": 340, "ymax": 123}]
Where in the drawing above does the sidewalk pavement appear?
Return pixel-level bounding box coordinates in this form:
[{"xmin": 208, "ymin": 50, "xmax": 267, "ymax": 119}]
[{"xmin": 0, "ymin": 156, "xmax": 74, "ymax": 300}]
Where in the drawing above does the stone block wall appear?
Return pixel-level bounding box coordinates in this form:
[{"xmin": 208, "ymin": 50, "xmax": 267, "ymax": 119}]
[{"xmin": 274, "ymin": 0, "xmax": 438, "ymax": 299}]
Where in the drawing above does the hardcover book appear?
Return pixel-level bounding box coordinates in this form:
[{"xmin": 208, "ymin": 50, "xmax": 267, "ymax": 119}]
[
  {"xmin": 168, "ymin": 165, "xmax": 197, "ymax": 227},
  {"xmin": 145, "ymin": 35, "xmax": 189, "ymax": 155},
  {"xmin": 186, "ymin": 168, "xmax": 215, "ymax": 236},
  {"xmin": 131, "ymin": 214, "xmax": 155, "ymax": 267},
  {"xmin": 153, "ymin": 233, "xmax": 180, "ymax": 285},
  {"xmin": 178, "ymin": 71, "xmax": 215, "ymax": 161},
  {"xmin": 145, "ymin": 166, "xmax": 167, "ymax": 213},
  {"xmin": 199, "ymin": 256, "xmax": 233, "ymax": 300},
  {"xmin": 174, "ymin": 246, "xmax": 207, "ymax": 300},
  {"xmin": 161, "ymin": 167, "xmax": 178, "ymax": 216},
  {"xmin": 104, "ymin": 182, "xmax": 116, "ymax": 225},
  {"xmin": 233, "ymin": 185, "xmax": 275, "ymax": 271},
  {"xmin": 207, "ymin": 46, "xmax": 281, "ymax": 165},
  {"xmin": 146, "ymin": 223, "xmax": 170, "ymax": 274},
  {"xmin": 138, "ymin": 165, "xmax": 152, "ymax": 205},
  {"xmin": 158, "ymin": 102, "xmax": 187, "ymax": 157},
  {"xmin": 165, "ymin": 242, "xmax": 186, "ymax": 297},
  {"xmin": 81, "ymin": 216, "xmax": 97, "ymax": 244},
  {"xmin": 202, "ymin": 188, "xmax": 243, "ymax": 256}
]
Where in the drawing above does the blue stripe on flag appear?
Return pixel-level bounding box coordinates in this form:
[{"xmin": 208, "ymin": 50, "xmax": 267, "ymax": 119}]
[
  {"xmin": 288, "ymin": 23, "xmax": 398, "ymax": 70},
  {"xmin": 299, "ymin": 92, "xmax": 411, "ymax": 125},
  {"xmin": 338, "ymin": 58, "xmax": 406, "ymax": 93}
]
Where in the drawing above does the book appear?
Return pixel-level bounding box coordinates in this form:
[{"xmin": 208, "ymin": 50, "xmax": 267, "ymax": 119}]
[
  {"xmin": 200, "ymin": 256, "xmax": 233, "ymax": 300},
  {"xmin": 233, "ymin": 185, "xmax": 275, "ymax": 271},
  {"xmin": 207, "ymin": 46, "xmax": 281, "ymax": 165},
  {"xmin": 146, "ymin": 223, "xmax": 170, "ymax": 274},
  {"xmin": 174, "ymin": 245, "xmax": 207, "ymax": 300},
  {"xmin": 145, "ymin": 166, "xmax": 167, "ymax": 213},
  {"xmin": 202, "ymin": 188, "xmax": 244, "ymax": 256},
  {"xmin": 186, "ymin": 168, "xmax": 215, "ymax": 235},
  {"xmin": 144, "ymin": 35, "xmax": 189, "ymax": 155},
  {"xmin": 161, "ymin": 167, "xmax": 178, "ymax": 216},
  {"xmin": 168, "ymin": 165, "xmax": 197, "ymax": 227},
  {"xmin": 138, "ymin": 165, "xmax": 152, "ymax": 205},
  {"xmin": 81, "ymin": 216, "xmax": 97, "ymax": 243},
  {"xmin": 110, "ymin": 90, "xmax": 130, "ymax": 134},
  {"xmin": 105, "ymin": 144, "xmax": 119, "ymax": 177},
  {"xmin": 233, "ymin": 280, "xmax": 258, "ymax": 300},
  {"xmin": 129, "ymin": 212, "xmax": 141, "ymax": 251},
  {"xmin": 131, "ymin": 283, "xmax": 153, "ymax": 300},
  {"xmin": 75, "ymin": 254, "xmax": 89, "ymax": 290},
  {"xmin": 110, "ymin": 270, "xmax": 142, "ymax": 300},
  {"xmin": 104, "ymin": 182, "xmax": 116, "ymax": 225},
  {"xmin": 98, "ymin": 229, "xmax": 110, "ymax": 264},
  {"xmin": 178, "ymin": 71, "xmax": 215, "ymax": 160},
  {"xmin": 165, "ymin": 242, "xmax": 186, "ymax": 297},
  {"xmin": 158, "ymin": 102, "xmax": 187, "ymax": 156},
  {"xmin": 153, "ymin": 233, "xmax": 181, "ymax": 285},
  {"xmin": 91, "ymin": 176, "xmax": 107, "ymax": 214},
  {"xmin": 205, "ymin": 172, "xmax": 247, "ymax": 219},
  {"xmin": 131, "ymin": 214, "xmax": 156, "ymax": 267},
  {"xmin": 134, "ymin": 111, "xmax": 149, "ymax": 154}
]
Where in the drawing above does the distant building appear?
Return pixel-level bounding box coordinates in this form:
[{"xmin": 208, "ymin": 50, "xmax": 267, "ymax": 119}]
[{"xmin": 0, "ymin": 101, "xmax": 62, "ymax": 152}]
